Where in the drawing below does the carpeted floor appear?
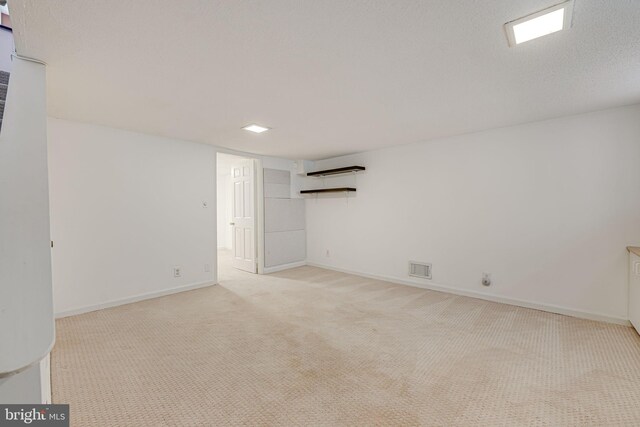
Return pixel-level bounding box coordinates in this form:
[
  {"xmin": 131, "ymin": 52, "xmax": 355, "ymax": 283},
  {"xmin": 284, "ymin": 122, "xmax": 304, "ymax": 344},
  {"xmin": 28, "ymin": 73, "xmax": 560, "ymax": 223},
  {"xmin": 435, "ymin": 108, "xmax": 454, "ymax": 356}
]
[{"xmin": 52, "ymin": 255, "xmax": 640, "ymax": 426}]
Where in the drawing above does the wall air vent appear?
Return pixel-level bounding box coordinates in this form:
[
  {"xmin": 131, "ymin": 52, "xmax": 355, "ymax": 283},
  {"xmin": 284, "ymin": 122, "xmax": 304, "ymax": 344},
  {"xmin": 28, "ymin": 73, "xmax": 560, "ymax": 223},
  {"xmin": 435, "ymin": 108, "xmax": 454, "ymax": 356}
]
[{"xmin": 409, "ymin": 261, "xmax": 432, "ymax": 279}]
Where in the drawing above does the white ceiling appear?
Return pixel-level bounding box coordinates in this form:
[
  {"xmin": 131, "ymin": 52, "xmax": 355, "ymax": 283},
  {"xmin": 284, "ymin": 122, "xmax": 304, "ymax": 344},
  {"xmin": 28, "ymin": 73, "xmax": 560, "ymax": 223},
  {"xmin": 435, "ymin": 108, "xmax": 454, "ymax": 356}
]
[{"xmin": 11, "ymin": 0, "xmax": 640, "ymax": 160}]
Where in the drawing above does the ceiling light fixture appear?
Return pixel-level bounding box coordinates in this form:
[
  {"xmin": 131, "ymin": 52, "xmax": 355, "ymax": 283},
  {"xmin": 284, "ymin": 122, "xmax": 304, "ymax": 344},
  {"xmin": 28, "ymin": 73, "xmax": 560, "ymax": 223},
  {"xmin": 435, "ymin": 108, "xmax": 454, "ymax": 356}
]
[
  {"xmin": 504, "ymin": 0, "xmax": 574, "ymax": 47},
  {"xmin": 242, "ymin": 124, "xmax": 270, "ymax": 134}
]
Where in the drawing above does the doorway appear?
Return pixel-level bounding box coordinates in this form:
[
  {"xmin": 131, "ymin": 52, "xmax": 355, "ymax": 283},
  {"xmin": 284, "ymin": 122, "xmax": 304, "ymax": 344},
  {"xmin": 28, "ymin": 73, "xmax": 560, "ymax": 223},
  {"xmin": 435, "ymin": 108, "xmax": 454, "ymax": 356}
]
[{"xmin": 216, "ymin": 153, "xmax": 259, "ymax": 274}]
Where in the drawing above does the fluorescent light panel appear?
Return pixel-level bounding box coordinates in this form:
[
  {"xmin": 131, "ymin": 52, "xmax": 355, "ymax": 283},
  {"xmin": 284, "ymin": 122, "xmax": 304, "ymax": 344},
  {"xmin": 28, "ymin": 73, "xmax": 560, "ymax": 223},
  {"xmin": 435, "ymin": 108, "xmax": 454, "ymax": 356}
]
[
  {"xmin": 243, "ymin": 124, "xmax": 270, "ymax": 133},
  {"xmin": 505, "ymin": 1, "xmax": 573, "ymax": 47}
]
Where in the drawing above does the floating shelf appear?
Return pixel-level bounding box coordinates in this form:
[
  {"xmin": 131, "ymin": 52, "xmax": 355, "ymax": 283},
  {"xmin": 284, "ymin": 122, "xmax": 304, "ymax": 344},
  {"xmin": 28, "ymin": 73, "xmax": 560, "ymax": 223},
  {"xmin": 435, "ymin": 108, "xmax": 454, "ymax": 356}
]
[
  {"xmin": 306, "ymin": 166, "xmax": 365, "ymax": 177},
  {"xmin": 300, "ymin": 187, "xmax": 356, "ymax": 194}
]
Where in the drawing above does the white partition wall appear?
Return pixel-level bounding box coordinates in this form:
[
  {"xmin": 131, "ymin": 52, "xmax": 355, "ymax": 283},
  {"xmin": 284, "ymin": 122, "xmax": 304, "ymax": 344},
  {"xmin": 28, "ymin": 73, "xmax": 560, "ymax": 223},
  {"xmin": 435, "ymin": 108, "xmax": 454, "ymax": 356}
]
[{"xmin": 0, "ymin": 57, "xmax": 54, "ymax": 400}]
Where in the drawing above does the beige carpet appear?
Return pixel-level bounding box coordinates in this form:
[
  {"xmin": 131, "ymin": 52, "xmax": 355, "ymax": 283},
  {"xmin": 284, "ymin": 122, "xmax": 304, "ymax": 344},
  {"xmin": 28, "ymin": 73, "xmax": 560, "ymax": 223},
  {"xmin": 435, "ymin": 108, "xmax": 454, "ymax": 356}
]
[{"xmin": 52, "ymin": 256, "xmax": 640, "ymax": 426}]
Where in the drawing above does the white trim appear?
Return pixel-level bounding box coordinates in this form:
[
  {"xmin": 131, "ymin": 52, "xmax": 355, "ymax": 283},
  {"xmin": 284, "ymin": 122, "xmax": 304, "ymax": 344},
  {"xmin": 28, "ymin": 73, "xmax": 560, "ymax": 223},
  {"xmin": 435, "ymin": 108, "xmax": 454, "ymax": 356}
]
[
  {"xmin": 212, "ymin": 152, "xmax": 219, "ymax": 286},
  {"xmin": 256, "ymin": 159, "xmax": 266, "ymax": 274},
  {"xmin": 263, "ymin": 261, "xmax": 307, "ymax": 274},
  {"xmin": 307, "ymin": 262, "xmax": 630, "ymax": 326},
  {"xmin": 12, "ymin": 53, "xmax": 48, "ymax": 66},
  {"xmin": 54, "ymin": 281, "xmax": 216, "ymax": 319}
]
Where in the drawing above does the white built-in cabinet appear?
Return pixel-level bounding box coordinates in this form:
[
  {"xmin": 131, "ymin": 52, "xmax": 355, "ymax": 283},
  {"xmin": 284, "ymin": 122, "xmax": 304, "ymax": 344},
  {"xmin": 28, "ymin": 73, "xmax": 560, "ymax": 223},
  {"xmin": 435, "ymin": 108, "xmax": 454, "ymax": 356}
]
[{"xmin": 263, "ymin": 168, "xmax": 306, "ymax": 269}]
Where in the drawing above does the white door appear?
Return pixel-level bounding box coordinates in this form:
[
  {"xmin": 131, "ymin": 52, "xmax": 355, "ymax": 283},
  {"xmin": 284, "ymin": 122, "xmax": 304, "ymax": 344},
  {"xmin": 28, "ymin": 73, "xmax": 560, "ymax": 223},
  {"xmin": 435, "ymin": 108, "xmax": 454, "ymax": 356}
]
[{"xmin": 231, "ymin": 159, "xmax": 257, "ymax": 273}]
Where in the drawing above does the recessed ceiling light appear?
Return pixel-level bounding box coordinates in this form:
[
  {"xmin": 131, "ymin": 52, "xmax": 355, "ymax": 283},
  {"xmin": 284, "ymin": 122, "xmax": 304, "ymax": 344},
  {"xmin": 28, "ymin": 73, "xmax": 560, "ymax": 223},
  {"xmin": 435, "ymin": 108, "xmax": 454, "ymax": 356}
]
[
  {"xmin": 242, "ymin": 124, "xmax": 270, "ymax": 133},
  {"xmin": 504, "ymin": 0, "xmax": 573, "ymax": 47}
]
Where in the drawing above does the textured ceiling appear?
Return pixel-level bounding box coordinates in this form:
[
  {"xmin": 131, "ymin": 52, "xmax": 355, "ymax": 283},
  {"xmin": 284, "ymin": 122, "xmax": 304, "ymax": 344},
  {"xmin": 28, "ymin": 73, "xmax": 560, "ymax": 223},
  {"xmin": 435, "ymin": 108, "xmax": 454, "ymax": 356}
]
[{"xmin": 10, "ymin": 0, "xmax": 640, "ymax": 160}]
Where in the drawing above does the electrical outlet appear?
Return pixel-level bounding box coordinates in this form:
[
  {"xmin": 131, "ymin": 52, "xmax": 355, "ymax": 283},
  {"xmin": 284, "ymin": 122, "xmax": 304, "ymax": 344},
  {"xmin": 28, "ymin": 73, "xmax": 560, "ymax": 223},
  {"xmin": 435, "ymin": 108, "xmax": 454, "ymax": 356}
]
[
  {"xmin": 204, "ymin": 263, "xmax": 211, "ymax": 272},
  {"xmin": 482, "ymin": 273, "xmax": 491, "ymax": 286},
  {"xmin": 174, "ymin": 266, "xmax": 182, "ymax": 278}
]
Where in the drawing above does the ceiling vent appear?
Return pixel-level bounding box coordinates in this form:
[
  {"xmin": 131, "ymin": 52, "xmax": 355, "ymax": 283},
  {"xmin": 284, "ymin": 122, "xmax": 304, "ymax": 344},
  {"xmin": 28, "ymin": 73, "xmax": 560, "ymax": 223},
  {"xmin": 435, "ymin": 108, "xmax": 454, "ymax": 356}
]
[{"xmin": 409, "ymin": 261, "xmax": 432, "ymax": 279}]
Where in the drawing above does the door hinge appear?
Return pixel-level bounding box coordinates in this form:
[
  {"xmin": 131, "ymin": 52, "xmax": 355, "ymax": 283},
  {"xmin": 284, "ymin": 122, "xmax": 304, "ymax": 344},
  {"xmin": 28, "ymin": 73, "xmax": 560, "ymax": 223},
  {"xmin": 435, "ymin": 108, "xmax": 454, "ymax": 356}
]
[{"xmin": 50, "ymin": 240, "xmax": 54, "ymax": 248}]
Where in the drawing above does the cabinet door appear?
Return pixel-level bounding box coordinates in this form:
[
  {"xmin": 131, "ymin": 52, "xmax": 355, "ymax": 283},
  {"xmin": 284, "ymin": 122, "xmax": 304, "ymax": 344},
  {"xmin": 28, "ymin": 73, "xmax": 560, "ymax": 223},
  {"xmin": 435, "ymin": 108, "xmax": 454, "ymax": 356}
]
[{"xmin": 630, "ymin": 253, "xmax": 640, "ymax": 333}]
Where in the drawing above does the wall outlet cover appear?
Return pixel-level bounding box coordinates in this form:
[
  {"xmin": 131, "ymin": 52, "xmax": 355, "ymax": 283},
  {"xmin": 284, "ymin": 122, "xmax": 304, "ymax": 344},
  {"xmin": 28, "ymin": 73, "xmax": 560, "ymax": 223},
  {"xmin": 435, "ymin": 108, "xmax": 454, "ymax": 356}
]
[{"xmin": 482, "ymin": 273, "xmax": 491, "ymax": 286}]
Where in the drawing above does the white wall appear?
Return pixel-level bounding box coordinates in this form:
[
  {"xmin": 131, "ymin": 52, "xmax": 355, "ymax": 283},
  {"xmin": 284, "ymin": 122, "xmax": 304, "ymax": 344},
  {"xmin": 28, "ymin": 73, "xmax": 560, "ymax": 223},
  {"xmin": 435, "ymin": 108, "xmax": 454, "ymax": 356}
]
[
  {"xmin": 48, "ymin": 118, "xmax": 217, "ymax": 316},
  {"xmin": 305, "ymin": 104, "xmax": 640, "ymax": 323},
  {"xmin": 0, "ymin": 58, "xmax": 53, "ymax": 403}
]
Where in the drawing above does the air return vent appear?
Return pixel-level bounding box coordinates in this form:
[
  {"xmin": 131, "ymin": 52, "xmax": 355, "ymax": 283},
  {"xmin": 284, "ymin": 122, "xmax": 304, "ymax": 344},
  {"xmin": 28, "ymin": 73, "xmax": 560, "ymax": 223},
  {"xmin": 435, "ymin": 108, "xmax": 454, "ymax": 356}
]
[{"xmin": 409, "ymin": 261, "xmax": 432, "ymax": 279}]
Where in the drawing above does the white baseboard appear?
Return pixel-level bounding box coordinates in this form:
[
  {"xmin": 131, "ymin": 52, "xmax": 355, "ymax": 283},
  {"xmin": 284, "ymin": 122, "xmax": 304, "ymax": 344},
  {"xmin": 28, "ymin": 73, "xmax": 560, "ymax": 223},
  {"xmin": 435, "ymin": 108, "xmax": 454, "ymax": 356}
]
[
  {"xmin": 54, "ymin": 281, "xmax": 216, "ymax": 319},
  {"xmin": 263, "ymin": 261, "xmax": 307, "ymax": 274},
  {"xmin": 307, "ymin": 262, "xmax": 630, "ymax": 326}
]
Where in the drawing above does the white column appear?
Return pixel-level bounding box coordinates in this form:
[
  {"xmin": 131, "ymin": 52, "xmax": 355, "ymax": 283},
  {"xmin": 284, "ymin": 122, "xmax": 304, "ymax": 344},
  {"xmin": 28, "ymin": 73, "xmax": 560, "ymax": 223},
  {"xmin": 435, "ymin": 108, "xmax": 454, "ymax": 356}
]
[{"xmin": 0, "ymin": 57, "xmax": 54, "ymax": 402}]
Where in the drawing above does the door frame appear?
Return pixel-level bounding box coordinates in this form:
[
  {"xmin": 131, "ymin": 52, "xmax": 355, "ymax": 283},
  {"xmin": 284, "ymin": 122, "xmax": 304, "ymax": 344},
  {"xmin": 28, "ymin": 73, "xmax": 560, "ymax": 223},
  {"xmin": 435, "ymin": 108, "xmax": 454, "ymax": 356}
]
[
  {"xmin": 255, "ymin": 159, "xmax": 266, "ymax": 275},
  {"xmin": 215, "ymin": 151, "xmax": 266, "ymax": 277}
]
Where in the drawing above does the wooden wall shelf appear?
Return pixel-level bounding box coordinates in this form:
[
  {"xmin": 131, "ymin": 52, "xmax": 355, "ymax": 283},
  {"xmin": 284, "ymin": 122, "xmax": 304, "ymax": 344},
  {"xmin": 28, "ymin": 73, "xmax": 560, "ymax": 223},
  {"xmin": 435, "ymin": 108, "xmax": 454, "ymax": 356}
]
[
  {"xmin": 306, "ymin": 166, "xmax": 365, "ymax": 177},
  {"xmin": 300, "ymin": 187, "xmax": 356, "ymax": 194}
]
